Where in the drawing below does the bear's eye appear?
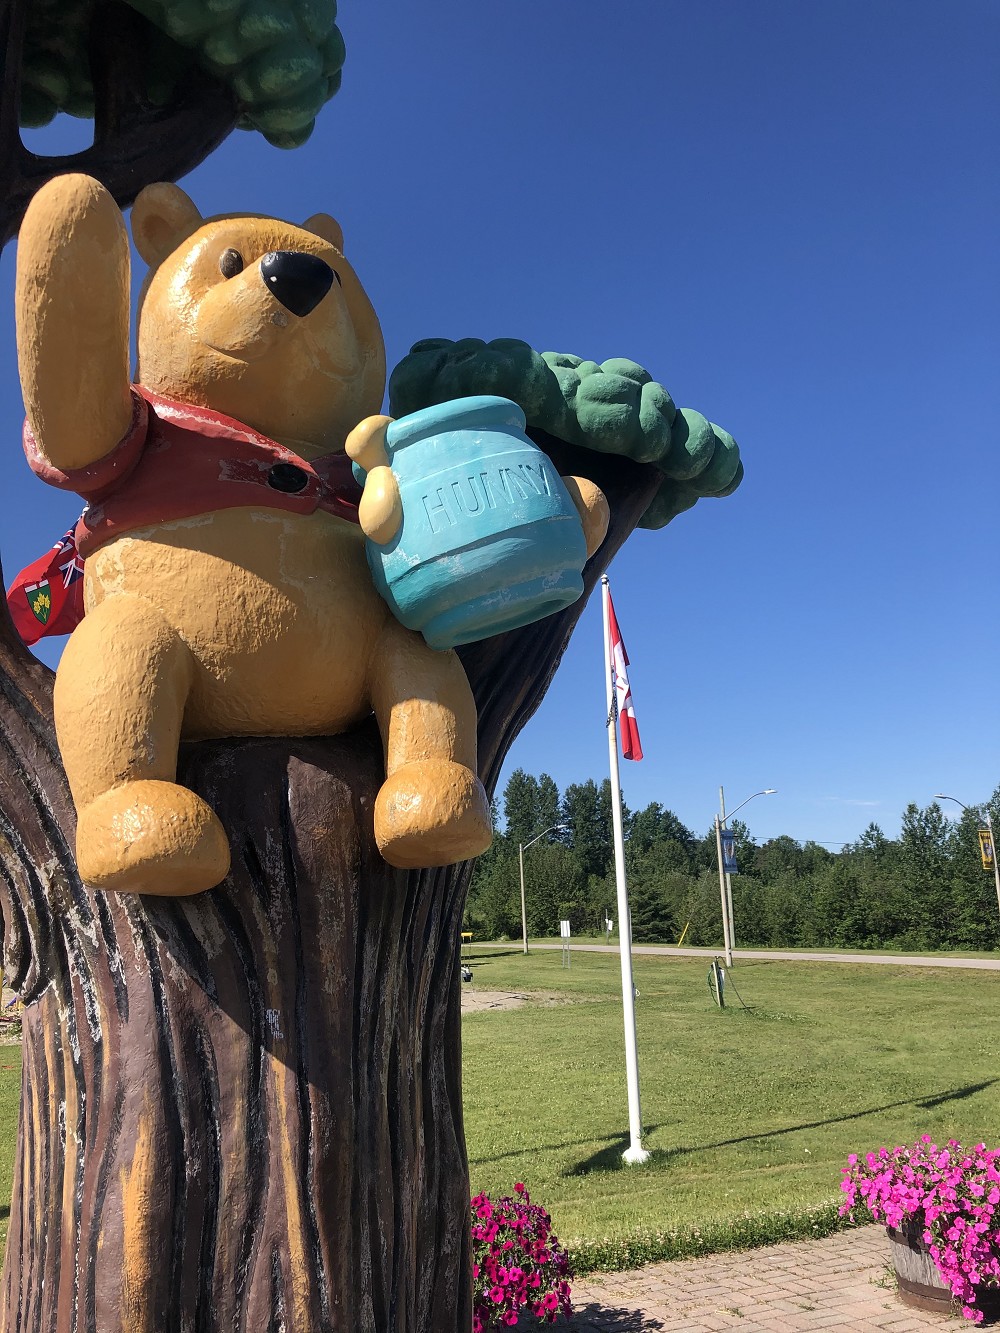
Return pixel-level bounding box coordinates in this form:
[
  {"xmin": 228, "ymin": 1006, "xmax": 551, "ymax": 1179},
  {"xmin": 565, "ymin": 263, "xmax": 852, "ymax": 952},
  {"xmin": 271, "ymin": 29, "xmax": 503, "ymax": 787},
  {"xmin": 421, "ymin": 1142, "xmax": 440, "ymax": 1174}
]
[{"xmin": 219, "ymin": 248, "xmax": 244, "ymax": 279}]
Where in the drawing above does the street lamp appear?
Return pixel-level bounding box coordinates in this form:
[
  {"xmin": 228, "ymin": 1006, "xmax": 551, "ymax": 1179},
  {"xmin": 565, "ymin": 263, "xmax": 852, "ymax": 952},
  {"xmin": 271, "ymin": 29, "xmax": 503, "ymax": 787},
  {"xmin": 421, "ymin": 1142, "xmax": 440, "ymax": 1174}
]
[
  {"xmin": 715, "ymin": 787, "xmax": 777, "ymax": 966},
  {"xmin": 519, "ymin": 823, "xmax": 569, "ymax": 954},
  {"xmin": 934, "ymin": 794, "xmax": 1000, "ymax": 924}
]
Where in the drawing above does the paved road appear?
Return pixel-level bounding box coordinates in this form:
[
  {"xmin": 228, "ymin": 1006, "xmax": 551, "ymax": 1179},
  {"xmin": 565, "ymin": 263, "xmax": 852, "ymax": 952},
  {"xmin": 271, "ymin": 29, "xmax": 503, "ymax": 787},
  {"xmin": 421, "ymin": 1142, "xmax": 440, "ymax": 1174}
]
[
  {"xmin": 534, "ymin": 1225, "xmax": 947, "ymax": 1330},
  {"xmin": 513, "ymin": 943, "xmax": 1000, "ymax": 971}
]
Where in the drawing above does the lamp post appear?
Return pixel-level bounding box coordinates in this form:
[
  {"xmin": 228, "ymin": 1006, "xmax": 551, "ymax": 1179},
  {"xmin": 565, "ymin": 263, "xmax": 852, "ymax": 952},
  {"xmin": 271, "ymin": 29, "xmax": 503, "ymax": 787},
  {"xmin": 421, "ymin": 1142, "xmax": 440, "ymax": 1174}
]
[
  {"xmin": 716, "ymin": 787, "xmax": 776, "ymax": 966},
  {"xmin": 934, "ymin": 794, "xmax": 1000, "ymax": 925},
  {"xmin": 519, "ymin": 823, "xmax": 569, "ymax": 954}
]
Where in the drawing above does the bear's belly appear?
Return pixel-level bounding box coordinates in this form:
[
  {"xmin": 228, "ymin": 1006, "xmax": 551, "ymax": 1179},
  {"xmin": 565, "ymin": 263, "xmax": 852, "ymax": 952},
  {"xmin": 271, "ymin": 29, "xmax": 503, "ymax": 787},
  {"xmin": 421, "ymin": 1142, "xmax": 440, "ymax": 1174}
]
[{"xmin": 84, "ymin": 508, "xmax": 390, "ymax": 739}]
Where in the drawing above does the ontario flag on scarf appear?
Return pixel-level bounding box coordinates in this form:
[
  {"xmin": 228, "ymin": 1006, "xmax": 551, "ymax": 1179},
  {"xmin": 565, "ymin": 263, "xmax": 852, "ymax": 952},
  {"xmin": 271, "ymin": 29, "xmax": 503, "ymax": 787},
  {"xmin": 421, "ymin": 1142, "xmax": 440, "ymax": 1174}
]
[
  {"xmin": 6, "ymin": 527, "xmax": 85, "ymax": 645},
  {"xmin": 608, "ymin": 587, "xmax": 643, "ymax": 761}
]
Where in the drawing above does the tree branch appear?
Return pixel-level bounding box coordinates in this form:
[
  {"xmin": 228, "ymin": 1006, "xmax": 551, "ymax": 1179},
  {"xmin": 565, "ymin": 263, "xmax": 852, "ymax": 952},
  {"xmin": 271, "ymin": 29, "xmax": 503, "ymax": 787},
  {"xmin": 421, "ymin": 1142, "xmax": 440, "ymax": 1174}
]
[
  {"xmin": 0, "ymin": 1, "xmax": 238, "ymax": 246},
  {"xmin": 0, "ymin": 0, "xmax": 26, "ymax": 184}
]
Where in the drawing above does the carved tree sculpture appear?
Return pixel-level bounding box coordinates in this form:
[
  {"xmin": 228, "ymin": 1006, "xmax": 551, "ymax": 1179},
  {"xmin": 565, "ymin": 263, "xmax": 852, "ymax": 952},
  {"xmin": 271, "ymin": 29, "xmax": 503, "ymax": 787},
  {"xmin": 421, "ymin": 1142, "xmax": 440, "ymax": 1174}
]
[
  {"xmin": 0, "ymin": 333, "xmax": 741, "ymax": 1330},
  {"xmin": 0, "ymin": 7, "xmax": 744, "ymax": 1327},
  {"xmin": 0, "ymin": 0, "xmax": 347, "ymax": 244}
]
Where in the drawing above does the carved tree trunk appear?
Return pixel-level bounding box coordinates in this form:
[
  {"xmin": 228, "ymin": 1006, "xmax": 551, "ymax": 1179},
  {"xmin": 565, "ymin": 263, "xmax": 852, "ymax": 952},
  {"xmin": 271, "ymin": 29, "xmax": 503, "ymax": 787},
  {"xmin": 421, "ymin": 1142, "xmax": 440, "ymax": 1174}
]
[
  {"xmin": 0, "ymin": 0, "xmax": 237, "ymax": 245},
  {"xmin": 0, "ymin": 433, "xmax": 658, "ymax": 1331}
]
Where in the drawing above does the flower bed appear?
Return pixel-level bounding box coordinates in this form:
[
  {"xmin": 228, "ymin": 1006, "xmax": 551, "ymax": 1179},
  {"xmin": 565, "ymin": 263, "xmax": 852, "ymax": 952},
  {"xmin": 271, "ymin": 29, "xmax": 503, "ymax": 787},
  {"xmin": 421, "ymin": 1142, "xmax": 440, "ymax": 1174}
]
[
  {"xmin": 840, "ymin": 1137, "xmax": 1000, "ymax": 1322},
  {"xmin": 471, "ymin": 1184, "xmax": 572, "ymax": 1329}
]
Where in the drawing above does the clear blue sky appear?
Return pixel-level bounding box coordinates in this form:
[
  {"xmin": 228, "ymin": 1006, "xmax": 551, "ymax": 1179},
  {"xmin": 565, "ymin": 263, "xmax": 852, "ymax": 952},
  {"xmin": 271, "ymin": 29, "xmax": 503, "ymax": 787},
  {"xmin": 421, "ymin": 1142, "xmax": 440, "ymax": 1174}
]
[{"xmin": 2, "ymin": 0, "xmax": 996, "ymax": 849}]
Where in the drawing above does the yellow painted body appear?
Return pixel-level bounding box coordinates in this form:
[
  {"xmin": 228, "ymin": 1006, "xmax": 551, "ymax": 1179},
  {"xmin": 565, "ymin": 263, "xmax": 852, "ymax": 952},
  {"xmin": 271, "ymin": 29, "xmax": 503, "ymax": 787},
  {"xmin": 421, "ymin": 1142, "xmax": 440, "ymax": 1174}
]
[
  {"xmin": 82, "ymin": 510, "xmax": 389, "ymax": 743},
  {"xmin": 16, "ymin": 174, "xmax": 607, "ymax": 894}
]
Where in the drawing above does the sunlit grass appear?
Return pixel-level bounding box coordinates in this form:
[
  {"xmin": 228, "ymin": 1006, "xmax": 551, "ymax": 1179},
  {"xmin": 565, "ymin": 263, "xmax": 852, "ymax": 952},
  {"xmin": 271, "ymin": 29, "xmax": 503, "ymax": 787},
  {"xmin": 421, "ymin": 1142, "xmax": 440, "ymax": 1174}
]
[
  {"xmin": 0, "ymin": 952, "xmax": 997, "ymax": 1274},
  {"xmin": 0, "ymin": 1047, "xmax": 20, "ymax": 1257},
  {"xmin": 462, "ymin": 948, "xmax": 1000, "ymax": 1256}
]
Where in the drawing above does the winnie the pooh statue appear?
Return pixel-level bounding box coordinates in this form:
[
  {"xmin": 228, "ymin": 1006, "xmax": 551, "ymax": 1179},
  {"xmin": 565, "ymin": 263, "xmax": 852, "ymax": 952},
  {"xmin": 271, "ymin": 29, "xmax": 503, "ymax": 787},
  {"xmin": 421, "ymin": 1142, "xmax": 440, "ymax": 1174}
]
[{"xmin": 14, "ymin": 174, "xmax": 608, "ymax": 895}]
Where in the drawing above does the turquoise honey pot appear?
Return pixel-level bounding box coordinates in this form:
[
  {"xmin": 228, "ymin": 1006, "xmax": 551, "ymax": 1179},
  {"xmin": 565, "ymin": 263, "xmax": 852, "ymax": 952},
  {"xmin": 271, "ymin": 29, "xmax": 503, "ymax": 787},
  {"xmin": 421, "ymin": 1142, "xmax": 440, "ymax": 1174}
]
[{"xmin": 355, "ymin": 396, "xmax": 588, "ymax": 650}]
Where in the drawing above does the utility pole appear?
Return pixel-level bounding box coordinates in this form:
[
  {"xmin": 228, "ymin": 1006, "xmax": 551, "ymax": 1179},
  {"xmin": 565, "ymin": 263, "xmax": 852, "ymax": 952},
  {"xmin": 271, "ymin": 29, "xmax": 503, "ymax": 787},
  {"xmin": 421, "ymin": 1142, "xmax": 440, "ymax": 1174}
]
[
  {"xmin": 714, "ymin": 787, "xmax": 777, "ymax": 966},
  {"xmin": 935, "ymin": 795, "xmax": 1000, "ymax": 928},
  {"xmin": 519, "ymin": 823, "xmax": 568, "ymax": 954},
  {"xmin": 719, "ymin": 785, "xmax": 735, "ymax": 964},
  {"xmin": 715, "ymin": 812, "xmax": 734, "ymax": 967}
]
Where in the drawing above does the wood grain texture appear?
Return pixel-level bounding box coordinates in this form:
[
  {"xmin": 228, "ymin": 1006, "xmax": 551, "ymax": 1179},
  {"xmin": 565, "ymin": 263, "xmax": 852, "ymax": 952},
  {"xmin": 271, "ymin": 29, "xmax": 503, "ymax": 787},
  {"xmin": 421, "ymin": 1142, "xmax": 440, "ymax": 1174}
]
[
  {"xmin": 0, "ymin": 0, "xmax": 238, "ymax": 247},
  {"xmin": 0, "ymin": 427, "xmax": 658, "ymax": 1330}
]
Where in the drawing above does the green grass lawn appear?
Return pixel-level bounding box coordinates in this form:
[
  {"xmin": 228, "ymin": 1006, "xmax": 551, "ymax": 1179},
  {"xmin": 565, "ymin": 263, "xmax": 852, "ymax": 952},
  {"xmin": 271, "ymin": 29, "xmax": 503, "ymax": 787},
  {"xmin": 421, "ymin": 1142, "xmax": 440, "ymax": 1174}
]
[
  {"xmin": 0, "ymin": 951, "xmax": 997, "ymax": 1275},
  {"xmin": 462, "ymin": 947, "xmax": 1000, "ymax": 1266},
  {"xmin": 0, "ymin": 1047, "xmax": 20, "ymax": 1258}
]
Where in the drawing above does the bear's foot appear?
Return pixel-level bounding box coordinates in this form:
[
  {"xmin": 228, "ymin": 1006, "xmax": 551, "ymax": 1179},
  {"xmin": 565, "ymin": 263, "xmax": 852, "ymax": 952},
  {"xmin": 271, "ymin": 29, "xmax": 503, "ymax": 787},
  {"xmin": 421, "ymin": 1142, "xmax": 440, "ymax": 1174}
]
[
  {"xmin": 76, "ymin": 780, "xmax": 231, "ymax": 896},
  {"xmin": 374, "ymin": 760, "xmax": 492, "ymax": 869}
]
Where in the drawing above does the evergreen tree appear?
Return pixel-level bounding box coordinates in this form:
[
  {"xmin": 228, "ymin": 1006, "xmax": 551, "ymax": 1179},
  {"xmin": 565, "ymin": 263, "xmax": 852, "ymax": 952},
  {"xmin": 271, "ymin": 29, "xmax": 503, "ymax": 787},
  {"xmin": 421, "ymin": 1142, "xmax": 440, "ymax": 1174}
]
[
  {"xmin": 681, "ymin": 871, "xmax": 727, "ymax": 948},
  {"xmin": 898, "ymin": 802, "xmax": 953, "ymax": 947},
  {"xmin": 468, "ymin": 853, "xmax": 520, "ymax": 939},
  {"xmin": 626, "ymin": 844, "xmax": 691, "ymax": 942},
  {"xmin": 563, "ymin": 778, "xmax": 616, "ymax": 878},
  {"xmin": 503, "ymin": 768, "xmax": 542, "ymax": 848},
  {"xmin": 946, "ymin": 805, "xmax": 1000, "ymax": 949},
  {"xmin": 523, "ymin": 843, "xmax": 584, "ymax": 935},
  {"xmin": 537, "ymin": 774, "xmax": 562, "ymax": 838},
  {"xmin": 627, "ymin": 803, "xmax": 695, "ymax": 857},
  {"xmin": 472, "ymin": 770, "xmax": 1000, "ymax": 950}
]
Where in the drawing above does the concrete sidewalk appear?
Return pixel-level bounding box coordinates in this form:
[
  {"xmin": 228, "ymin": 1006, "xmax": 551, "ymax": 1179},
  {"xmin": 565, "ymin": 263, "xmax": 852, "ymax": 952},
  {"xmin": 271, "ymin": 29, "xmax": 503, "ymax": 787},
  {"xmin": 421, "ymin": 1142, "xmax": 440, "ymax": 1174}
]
[
  {"xmin": 556, "ymin": 1225, "xmax": 952, "ymax": 1331},
  {"xmin": 523, "ymin": 943, "xmax": 1000, "ymax": 972}
]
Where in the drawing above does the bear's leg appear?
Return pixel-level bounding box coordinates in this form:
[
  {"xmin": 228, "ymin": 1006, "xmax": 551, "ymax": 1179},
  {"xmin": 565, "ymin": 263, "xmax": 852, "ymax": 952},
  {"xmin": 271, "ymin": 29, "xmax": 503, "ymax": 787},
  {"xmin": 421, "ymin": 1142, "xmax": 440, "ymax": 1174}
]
[
  {"xmin": 369, "ymin": 619, "xmax": 492, "ymax": 869},
  {"xmin": 54, "ymin": 595, "xmax": 231, "ymax": 895}
]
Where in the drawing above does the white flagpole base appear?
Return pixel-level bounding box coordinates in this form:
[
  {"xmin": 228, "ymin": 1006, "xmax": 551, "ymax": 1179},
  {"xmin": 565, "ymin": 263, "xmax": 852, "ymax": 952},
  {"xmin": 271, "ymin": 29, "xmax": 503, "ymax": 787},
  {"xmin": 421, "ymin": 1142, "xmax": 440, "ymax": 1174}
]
[{"xmin": 622, "ymin": 1143, "xmax": 651, "ymax": 1166}]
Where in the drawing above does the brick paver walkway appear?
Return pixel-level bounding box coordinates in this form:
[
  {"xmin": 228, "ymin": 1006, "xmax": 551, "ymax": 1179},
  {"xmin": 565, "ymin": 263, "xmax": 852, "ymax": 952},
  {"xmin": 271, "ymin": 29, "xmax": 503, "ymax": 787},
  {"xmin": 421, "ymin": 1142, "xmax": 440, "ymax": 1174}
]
[{"xmin": 555, "ymin": 1225, "xmax": 953, "ymax": 1331}]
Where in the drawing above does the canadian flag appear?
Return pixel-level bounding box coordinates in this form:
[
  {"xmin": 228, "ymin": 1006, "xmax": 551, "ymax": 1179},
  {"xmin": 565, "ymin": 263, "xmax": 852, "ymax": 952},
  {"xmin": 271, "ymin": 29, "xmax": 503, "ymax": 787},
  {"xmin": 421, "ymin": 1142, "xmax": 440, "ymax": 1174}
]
[{"xmin": 608, "ymin": 590, "xmax": 643, "ymax": 761}]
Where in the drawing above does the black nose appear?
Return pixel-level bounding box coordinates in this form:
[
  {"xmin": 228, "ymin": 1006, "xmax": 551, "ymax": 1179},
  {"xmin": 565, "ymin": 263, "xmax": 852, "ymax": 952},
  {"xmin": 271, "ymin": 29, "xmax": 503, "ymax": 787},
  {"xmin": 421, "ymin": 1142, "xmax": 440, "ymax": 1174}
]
[{"xmin": 260, "ymin": 251, "xmax": 334, "ymax": 318}]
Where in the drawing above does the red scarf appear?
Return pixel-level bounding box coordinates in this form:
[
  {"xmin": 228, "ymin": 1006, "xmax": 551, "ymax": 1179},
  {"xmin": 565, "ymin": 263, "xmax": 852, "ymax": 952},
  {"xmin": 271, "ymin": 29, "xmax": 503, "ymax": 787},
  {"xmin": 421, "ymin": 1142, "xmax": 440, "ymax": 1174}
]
[{"xmin": 7, "ymin": 388, "xmax": 362, "ymax": 645}]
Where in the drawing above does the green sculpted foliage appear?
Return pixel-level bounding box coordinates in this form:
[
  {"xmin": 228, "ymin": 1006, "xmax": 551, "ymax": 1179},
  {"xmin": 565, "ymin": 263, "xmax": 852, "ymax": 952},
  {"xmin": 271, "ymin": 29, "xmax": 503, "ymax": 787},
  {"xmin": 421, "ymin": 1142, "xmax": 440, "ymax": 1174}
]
[
  {"xmin": 388, "ymin": 337, "xmax": 743, "ymax": 530},
  {"xmin": 21, "ymin": 0, "xmax": 345, "ymax": 147}
]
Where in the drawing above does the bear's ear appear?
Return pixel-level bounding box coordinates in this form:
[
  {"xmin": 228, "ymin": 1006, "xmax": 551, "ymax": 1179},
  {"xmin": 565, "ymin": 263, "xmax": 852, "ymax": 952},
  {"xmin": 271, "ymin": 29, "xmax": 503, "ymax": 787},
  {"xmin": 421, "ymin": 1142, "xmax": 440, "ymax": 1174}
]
[
  {"xmin": 131, "ymin": 183, "xmax": 202, "ymax": 266},
  {"xmin": 302, "ymin": 212, "xmax": 344, "ymax": 252}
]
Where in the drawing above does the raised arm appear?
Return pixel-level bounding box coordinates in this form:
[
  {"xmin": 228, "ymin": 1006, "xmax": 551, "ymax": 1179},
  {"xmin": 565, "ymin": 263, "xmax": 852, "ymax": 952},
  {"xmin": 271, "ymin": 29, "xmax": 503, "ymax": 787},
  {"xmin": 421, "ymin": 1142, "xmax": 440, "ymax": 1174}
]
[{"xmin": 15, "ymin": 174, "xmax": 133, "ymax": 472}]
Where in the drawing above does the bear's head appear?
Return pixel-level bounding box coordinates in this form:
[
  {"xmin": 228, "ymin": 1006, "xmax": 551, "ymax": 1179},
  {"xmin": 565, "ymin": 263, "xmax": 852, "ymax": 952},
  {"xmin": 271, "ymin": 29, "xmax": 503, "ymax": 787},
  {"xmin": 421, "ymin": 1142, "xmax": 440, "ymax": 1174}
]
[{"xmin": 131, "ymin": 184, "xmax": 386, "ymax": 457}]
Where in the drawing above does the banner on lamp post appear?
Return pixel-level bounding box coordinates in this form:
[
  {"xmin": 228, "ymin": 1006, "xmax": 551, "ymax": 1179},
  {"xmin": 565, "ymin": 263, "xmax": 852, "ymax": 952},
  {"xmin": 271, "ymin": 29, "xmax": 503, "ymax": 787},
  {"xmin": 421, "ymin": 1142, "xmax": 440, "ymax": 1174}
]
[
  {"xmin": 980, "ymin": 830, "xmax": 995, "ymax": 872},
  {"xmin": 720, "ymin": 829, "xmax": 738, "ymax": 875}
]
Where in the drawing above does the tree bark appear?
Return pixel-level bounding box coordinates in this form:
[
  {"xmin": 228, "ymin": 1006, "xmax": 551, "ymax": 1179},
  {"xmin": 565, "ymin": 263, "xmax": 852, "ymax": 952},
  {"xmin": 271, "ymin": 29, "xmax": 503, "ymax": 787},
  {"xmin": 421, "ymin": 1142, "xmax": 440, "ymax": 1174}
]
[
  {"xmin": 0, "ymin": 0, "xmax": 238, "ymax": 246},
  {"xmin": 0, "ymin": 432, "xmax": 659, "ymax": 1331}
]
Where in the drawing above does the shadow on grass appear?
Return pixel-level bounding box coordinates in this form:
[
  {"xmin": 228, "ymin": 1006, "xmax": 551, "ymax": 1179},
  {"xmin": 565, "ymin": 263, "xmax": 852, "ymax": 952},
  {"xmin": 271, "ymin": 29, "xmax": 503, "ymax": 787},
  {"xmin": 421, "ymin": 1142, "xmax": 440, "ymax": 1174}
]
[
  {"xmin": 461, "ymin": 949, "xmax": 527, "ymax": 967},
  {"xmin": 470, "ymin": 1126, "xmax": 669, "ymax": 1170},
  {"xmin": 564, "ymin": 1080, "xmax": 998, "ymax": 1177},
  {"xmin": 918, "ymin": 1081, "xmax": 995, "ymax": 1109}
]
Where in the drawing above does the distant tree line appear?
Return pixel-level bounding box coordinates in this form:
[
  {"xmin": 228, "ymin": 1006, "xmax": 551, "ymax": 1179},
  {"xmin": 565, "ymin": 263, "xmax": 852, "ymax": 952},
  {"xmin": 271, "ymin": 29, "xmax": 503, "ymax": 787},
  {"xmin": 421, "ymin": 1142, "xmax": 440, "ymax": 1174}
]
[{"xmin": 465, "ymin": 770, "xmax": 1000, "ymax": 952}]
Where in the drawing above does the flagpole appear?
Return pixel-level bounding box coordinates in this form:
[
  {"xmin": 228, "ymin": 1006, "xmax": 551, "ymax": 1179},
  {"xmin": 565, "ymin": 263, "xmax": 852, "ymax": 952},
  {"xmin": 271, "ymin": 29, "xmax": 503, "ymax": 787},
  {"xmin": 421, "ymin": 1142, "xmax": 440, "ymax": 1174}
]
[{"xmin": 601, "ymin": 575, "xmax": 650, "ymax": 1166}]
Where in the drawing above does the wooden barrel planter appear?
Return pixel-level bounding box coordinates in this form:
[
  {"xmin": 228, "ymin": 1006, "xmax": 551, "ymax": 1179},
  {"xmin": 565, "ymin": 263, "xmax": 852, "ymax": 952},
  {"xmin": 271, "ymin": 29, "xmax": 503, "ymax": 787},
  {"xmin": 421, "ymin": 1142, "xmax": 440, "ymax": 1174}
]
[{"xmin": 888, "ymin": 1223, "xmax": 1000, "ymax": 1323}]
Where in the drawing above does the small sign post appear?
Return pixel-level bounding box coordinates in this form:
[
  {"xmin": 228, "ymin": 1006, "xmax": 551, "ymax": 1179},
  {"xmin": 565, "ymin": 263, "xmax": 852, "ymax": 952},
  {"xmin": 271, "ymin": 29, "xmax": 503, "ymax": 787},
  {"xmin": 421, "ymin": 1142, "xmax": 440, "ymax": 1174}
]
[{"xmin": 560, "ymin": 919, "xmax": 571, "ymax": 968}]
